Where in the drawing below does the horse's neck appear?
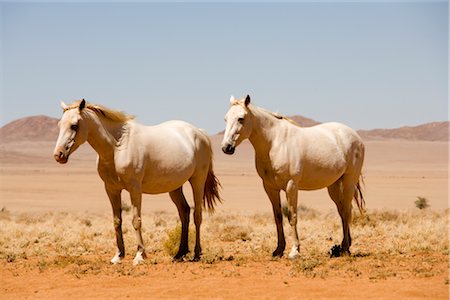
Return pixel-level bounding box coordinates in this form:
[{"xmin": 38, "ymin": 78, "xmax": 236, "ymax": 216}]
[
  {"xmin": 85, "ymin": 113, "xmax": 127, "ymax": 161},
  {"xmin": 248, "ymin": 106, "xmax": 285, "ymax": 158}
]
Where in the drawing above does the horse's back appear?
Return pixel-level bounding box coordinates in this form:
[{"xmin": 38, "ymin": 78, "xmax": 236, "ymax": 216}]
[
  {"xmin": 294, "ymin": 122, "xmax": 364, "ymax": 189},
  {"xmin": 154, "ymin": 120, "xmax": 212, "ymax": 155},
  {"xmin": 304, "ymin": 122, "xmax": 363, "ymax": 152},
  {"xmin": 117, "ymin": 120, "xmax": 212, "ymax": 194}
]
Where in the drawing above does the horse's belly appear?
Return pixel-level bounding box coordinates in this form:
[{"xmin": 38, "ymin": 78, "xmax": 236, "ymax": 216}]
[
  {"xmin": 141, "ymin": 167, "xmax": 193, "ymax": 194},
  {"xmin": 298, "ymin": 165, "xmax": 345, "ymax": 190}
]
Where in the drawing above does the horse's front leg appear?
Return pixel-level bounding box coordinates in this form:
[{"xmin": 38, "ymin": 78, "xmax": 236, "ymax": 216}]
[
  {"xmin": 129, "ymin": 185, "xmax": 147, "ymax": 265},
  {"xmin": 263, "ymin": 183, "xmax": 285, "ymax": 257},
  {"xmin": 286, "ymin": 180, "xmax": 300, "ymax": 259},
  {"xmin": 105, "ymin": 186, "xmax": 125, "ymax": 264}
]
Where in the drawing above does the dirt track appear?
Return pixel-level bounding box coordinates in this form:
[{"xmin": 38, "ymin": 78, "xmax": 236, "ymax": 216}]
[{"xmin": 2, "ymin": 254, "xmax": 448, "ymax": 299}]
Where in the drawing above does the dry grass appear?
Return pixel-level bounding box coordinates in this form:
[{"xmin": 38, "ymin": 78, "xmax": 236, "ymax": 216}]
[{"xmin": 0, "ymin": 207, "xmax": 448, "ymax": 280}]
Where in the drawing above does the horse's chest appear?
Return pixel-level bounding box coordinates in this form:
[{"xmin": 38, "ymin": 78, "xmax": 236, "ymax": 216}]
[
  {"xmin": 255, "ymin": 158, "xmax": 291, "ymax": 190},
  {"xmin": 97, "ymin": 159, "xmax": 124, "ymax": 189}
]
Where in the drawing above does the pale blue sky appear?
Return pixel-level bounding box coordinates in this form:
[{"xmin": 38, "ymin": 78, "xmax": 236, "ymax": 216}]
[{"xmin": 1, "ymin": 1, "xmax": 448, "ymax": 134}]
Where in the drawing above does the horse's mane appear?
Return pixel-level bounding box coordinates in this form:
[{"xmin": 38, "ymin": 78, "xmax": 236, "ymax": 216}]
[
  {"xmin": 256, "ymin": 106, "xmax": 302, "ymax": 128},
  {"xmin": 231, "ymin": 100, "xmax": 301, "ymax": 127},
  {"xmin": 65, "ymin": 100, "xmax": 135, "ymax": 123}
]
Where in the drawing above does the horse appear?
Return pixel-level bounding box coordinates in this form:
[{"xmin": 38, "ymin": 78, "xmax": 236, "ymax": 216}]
[
  {"xmin": 221, "ymin": 95, "xmax": 365, "ymax": 259},
  {"xmin": 53, "ymin": 99, "xmax": 221, "ymax": 265}
]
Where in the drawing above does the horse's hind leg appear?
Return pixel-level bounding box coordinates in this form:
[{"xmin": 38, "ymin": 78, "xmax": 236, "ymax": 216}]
[
  {"xmin": 328, "ymin": 176, "xmax": 354, "ymax": 256},
  {"xmin": 169, "ymin": 187, "xmax": 191, "ymax": 260},
  {"xmin": 189, "ymin": 175, "xmax": 207, "ymax": 261}
]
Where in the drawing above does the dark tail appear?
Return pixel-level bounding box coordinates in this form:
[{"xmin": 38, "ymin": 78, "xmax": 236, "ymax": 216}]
[
  {"xmin": 354, "ymin": 175, "xmax": 366, "ymax": 214},
  {"xmin": 203, "ymin": 163, "xmax": 222, "ymax": 213}
]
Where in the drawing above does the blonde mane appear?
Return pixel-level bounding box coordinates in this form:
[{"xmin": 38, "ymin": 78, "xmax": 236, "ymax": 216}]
[
  {"xmin": 65, "ymin": 100, "xmax": 134, "ymax": 123},
  {"xmin": 231, "ymin": 100, "xmax": 301, "ymax": 128},
  {"xmin": 262, "ymin": 108, "xmax": 301, "ymax": 127}
]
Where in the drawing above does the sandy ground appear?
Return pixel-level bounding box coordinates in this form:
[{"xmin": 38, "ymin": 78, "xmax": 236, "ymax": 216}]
[
  {"xmin": 1, "ymin": 255, "xmax": 448, "ymax": 300},
  {"xmin": 0, "ymin": 138, "xmax": 448, "ymax": 299},
  {"xmin": 0, "ymin": 138, "xmax": 447, "ymax": 213}
]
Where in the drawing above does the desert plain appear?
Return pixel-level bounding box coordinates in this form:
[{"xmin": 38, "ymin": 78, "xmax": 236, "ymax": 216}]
[{"xmin": 0, "ymin": 123, "xmax": 448, "ymax": 299}]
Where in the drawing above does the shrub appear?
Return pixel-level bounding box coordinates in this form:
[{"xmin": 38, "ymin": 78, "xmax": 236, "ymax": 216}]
[
  {"xmin": 219, "ymin": 224, "xmax": 252, "ymax": 242},
  {"xmin": 163, "ymin": 224, "xmax": 195, "ymax": 257},
  {"xmin": 121, "ymin": 200, "xmax": 131, "ymax": 213},
  {"xmin": 415, "ymin": 197, "xmax": 430, "ymax": 210}
]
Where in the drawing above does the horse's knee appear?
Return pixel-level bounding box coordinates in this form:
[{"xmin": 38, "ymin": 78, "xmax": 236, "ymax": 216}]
[{"xmin": 132, "ymin": 216, "xmax": 142, "ymax": 230}]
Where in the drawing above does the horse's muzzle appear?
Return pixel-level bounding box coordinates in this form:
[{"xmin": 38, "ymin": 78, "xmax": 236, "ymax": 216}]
[
  {"xmin": 222, "ymin": 144, "xmax": 235, "ymax": 155},
  {"xmin": 54, "ymin": 151, "xmax": 68, "ymax": 164}
]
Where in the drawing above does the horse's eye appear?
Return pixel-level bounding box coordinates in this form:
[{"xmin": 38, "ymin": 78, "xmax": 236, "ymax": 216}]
[
  {"xmin": 71, "ymin": 124, "xmax": 79, "ymax": 131},
  {"xmin": 238, "ymin": 117, "xmax": 244, "ymax": 124}
]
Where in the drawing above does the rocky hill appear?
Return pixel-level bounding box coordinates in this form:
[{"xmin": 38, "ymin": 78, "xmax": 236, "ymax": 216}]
[
  {"xmin": 0, "ymin": 115, "xmax": 448, "ymax": 143},
  {"xmin": 0, "ymin": 115, "xmax": 59, "ymax": 143}
]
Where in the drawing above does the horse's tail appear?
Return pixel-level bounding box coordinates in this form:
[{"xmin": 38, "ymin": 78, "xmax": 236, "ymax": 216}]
[
  {"xmin": 203, "ymin": 162, "xmax": 222, "ymax": 213},
  {"xmin": 354, "ymin": 175, "xmax": 366, "ymax": 214}
]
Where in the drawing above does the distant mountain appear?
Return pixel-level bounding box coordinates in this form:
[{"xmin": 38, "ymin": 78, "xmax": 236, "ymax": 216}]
[
  {"xmin": 0, "ymin": 115, "xmax": 448, "ymax": 143},
  {"xmin": 286, "ymin": 115, "xmax": 321, "ymax": 127},
  {"xmin": 0, "ymin": 115, "xmax": 59, "ymax": 143},
  {"xmin": 357, "ymin": 122, "xmax": 449, "ymax": 141},
  {"xmin": 217, "ymin": 114, "xmax": 448, "ymax": 141}
]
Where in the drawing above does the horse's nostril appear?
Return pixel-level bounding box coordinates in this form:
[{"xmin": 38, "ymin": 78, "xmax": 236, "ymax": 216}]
[
  {"xmin": 59, "ymin": 151, "xmax": 64, "ymax": 158},
  {"xmin": 222, "ymin": 144, "xmax": 235, "ymax": 155}
]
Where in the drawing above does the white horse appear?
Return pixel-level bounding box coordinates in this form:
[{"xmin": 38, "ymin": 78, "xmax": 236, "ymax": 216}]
[
  {"xmin": 221, "ymin": 95, "xmax": 365, "ymax": 259},
  {"xmin": 54, "ymin": 99, "xmax": 221, "ymax": 265}
]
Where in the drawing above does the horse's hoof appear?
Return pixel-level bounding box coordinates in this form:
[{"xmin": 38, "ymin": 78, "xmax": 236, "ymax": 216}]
[
  {"xmin": 192, "ymin": 255, "xmax": 201, "ymax": 262},
  {"xmin": 133, "ymin": 251, "xmax": 146, "ymax": 266},
  {"xmin": 330, "ymin": 245, "xmax": 351, "ymax": 258},
  {"xmin": 173, "ymin": 252, "xmax": 188, "ymax": 262},
  {"xmin": 330, "ymin": 245, "xmax": 342, "ymax": 258},
  {"xmin": 288, "ymin": 248, "xmax": 300, "ymax": 260},
  {"xmin": 272, "ymin": 249, "xmax": 284, "ymax": 258},
  {"xmin": 172, "ymin": 256, "xmax": 185, "ymax": 262},
  {"xmin": 110, "ymin": 254, "xmax": 123, "ymax": 264}
]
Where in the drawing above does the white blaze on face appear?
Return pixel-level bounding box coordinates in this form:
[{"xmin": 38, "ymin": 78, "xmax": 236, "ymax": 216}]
[
  {"xmin": 53, "ymin": 107, "xmax": 83, "ymax": 164},
  {"xmin": 221, "ymin": 103, "xmax": 248, "ymax": 154}
]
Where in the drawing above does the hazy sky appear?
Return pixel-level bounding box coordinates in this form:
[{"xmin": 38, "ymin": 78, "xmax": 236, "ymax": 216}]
[{"xmin": 1, "ymin": 1, "xmax": 448, "ymax": 134}]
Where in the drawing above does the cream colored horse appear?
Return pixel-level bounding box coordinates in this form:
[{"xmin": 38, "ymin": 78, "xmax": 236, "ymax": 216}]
[
  {"xmin": 54, "ymin": 99, "xmax": 221, "ymax": 265},
  {"xmin": 222, "ymin": 95, "xmax": 365, "ymax": 259}
]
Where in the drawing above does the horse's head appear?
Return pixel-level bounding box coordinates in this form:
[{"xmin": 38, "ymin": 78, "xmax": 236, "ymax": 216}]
[
  {"xmin": 221, "ymin": 95, "xmax": 253, "ymax": 155},
  {"xmin": 53, "ymin": 99, "xmax": 89, "ymax": 164}
]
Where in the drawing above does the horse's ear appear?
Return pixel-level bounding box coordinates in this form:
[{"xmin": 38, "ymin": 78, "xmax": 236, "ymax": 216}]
[
  {"xmin": 60, "ymin": 101, "xmax": 68, "ymax": 111},
  {"xmin": 230, "ymin": 95, "xmax": 235, "ymax": 104},
  {"xmin": 79, "ymin": 99, "xmax": 86, "ymax": 111},
  {"xmin": 244, "ymin": 95, "xmax": 251, "ymax": 107}
]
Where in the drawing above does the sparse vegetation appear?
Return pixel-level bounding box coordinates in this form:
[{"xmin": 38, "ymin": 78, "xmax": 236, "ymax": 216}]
[
  {"xmin": 163, "ymin": 224, "xmax": 196, "ymax": 257},
  {"xmin": 415, "ymin": 196, "xmax": 430, "ymax": 210},
  {"xmin": 0, "ymin": 208, "xmax": 448, "ymax": 280},
  {"xmin": 121, "ymin": 200, "xmax": 132, "ymax": 213}
]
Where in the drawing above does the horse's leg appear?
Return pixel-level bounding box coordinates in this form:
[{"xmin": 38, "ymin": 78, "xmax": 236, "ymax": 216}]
[
  {"xmin": 286, "ymin": 180, "xmax": 300, "ymax": 259},
  {"xmin": 129, "ymin": 185, "xmax": 147, "ymax": 265},
  {"xmin": 189, "ymin": 176, "xmax": 206, "ymax": 261},
  {"xmin": 105, "ymin": 186, "xmax": 125, "ymax": 264},
  {"xmin": 327, "ymin": 177, "xmax": 353, "ymax": 256},
  {"xmin": 263, "ymin": 183, "xmax": 285, "ymax": 257},
  {"xmin": 169, "ymin": 187, "xmax": 191, "ymax": 260},
  {"xmin": 340, "ymin": 176, "xmax": 357, "ymax": 253}
]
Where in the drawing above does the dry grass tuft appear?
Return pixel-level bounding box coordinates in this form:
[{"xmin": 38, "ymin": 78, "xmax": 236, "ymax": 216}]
[
  {"xmin": 0, "ymin": 208, "xmax": 447, "ymax": 280},
  {"xmin": 163, "ymin": 224, "xmax": 196, "ymax": 257}
]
